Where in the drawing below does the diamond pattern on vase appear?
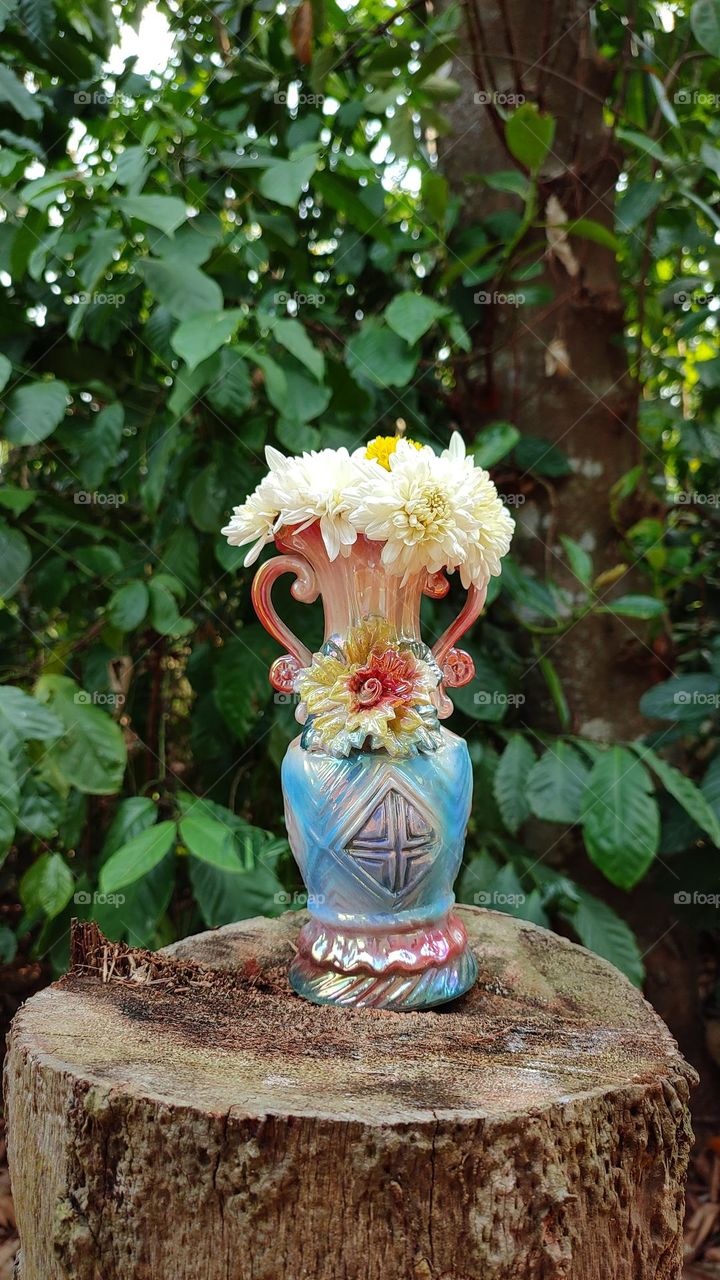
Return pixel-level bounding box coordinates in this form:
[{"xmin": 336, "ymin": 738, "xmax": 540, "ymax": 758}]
[{"xmin": 342, "ymin": 787, "xmax": 437, "ymax": 903}]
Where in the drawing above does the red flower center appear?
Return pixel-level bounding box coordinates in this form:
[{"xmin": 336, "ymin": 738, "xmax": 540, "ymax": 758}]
[{"xmin": 348, "ymin": 649, "xmax": 417, "ymax": 712}]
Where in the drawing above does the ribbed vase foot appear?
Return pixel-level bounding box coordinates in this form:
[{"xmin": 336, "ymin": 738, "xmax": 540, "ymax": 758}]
[{"xmin": 288, "ymin": 946, "xmax": 478, "ymax": 1010}]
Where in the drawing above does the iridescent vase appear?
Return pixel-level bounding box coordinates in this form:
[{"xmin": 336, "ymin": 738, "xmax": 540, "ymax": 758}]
[{"xmin": 252, "ymin": 523, "xmax": 484, "ymax": 1010}]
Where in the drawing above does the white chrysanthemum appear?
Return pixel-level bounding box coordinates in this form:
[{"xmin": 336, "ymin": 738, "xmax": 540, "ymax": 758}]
[
  {"xmin": 442, "ymin": 432, "xmax": 515, "ymax": 587},
  {"xmin": 220, "ymin": 475, "xmax": 279, "ymax": 567},
  {"xmin": 268, "ymin": 445, "xmax": 373, "ymax": 561},
  {"xmin": 347, "ymin": 431, "xmax": 514, "ymax": 586}
]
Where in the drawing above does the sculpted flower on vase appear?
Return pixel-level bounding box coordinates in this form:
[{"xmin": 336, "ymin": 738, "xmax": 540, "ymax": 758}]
[{"xmin": 296, "ymin": 617, "xmax": 443, "ymax": 759}]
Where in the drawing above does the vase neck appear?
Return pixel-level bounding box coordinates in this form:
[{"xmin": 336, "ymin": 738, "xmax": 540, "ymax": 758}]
[{"xmin": 276, "ymin": 526, "xmax": 424, "ymax": 642}]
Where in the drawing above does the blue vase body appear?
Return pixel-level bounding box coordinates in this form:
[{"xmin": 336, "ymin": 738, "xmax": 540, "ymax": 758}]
[{"xmin": 282, "ymin": 728, "xmax": 477, "ymax": 1009}]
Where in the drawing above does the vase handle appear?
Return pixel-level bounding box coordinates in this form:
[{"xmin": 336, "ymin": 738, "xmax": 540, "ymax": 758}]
[
  {"xmin": 251, "ymin": 554, "xmax": 320, "ymax": 693},
  {"xmin": 430, "ymin": 580, "xmax": 487, "ymax": 694}
]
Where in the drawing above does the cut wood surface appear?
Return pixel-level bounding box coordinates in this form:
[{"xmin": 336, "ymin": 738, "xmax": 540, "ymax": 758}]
[{"xmin": 5, "ymin": 907, "xmax": 696, "ymax": 1280}]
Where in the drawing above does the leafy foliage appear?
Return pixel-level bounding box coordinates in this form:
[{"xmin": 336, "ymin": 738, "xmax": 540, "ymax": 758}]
[{"xmin": 0, "ymin": 0, "xmax": 719, "ymax": 985}]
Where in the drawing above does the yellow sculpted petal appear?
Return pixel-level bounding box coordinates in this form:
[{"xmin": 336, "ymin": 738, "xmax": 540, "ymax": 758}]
[{"xmin": 343, "ymin": 617, "xmax": 395, "ymax": 664}]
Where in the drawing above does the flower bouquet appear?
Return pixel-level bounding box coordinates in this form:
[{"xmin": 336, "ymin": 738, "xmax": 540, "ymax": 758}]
[{"xmin": 223, "ymin": 434, "xmax": 514, "ymax": 1009}]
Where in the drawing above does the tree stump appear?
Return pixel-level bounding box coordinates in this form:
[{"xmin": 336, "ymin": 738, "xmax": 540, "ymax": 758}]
[{"xmin": 5, "ymin": 907, "xmax": 696, "ymax": 1280}]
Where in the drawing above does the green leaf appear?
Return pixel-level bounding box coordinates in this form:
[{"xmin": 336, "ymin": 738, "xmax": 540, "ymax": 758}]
[
  {"xmin": 417, "ymin": 72, "xmax": 461, "ymax": 102},
  {"xmin": 253, "ymin": 353, "xmax": 288, "ymax": 415},
  {"xmin": 456, "ymin": 848, "xmax": 499, "ymax": 906},
  {"xmin": 565, "ymin": 218, "xmax": 620, "ymax": 251},
  {"xmin": 451, "ymin": 651, "xmax": 512, "ymax": 722},
  {"xmin": 0, "ymin": 746, "xmax": 18, "ymax": 861},
  {"xmin": 639, "ymin": 673, "xmax": 720, "ymax": 721},
  {"xmin": 100, "ymin": 820, "xmax": 177, "ymax": 894},
  {"xmin": 0, "ymin": 354, "xmax": 11, "ymax": 393},
  {"xmin": 501, "ymin": 559, "xmax": 559, "ymax": 621},
  {"xmin": 421, "ymin": 170, "xmax": 448, "ymax": 223},
  {"xmin": 108, "ymin": 580, "xmax": 149, "ymax": 631},
  {"xmin": 314, "ymin": 170, "xmax": 390, "ymax": 242},
  {"xmin": 20, "ymin": 170, "xmax": 73, "ymax": 211},
  {"xmin": 0, "ymin": 64, "xmax": 42, "ymax": 121},
  {"xmin": 104, "ymin": 853, "xmax": 175, "ymax": 948},
  {"xmin": 634, "ymin": 746, "xmax": 720, "ymax": 847},
  {"xmin": 615, "ymin": 182, "xmax": 662, "ymax": 234},
  {"xmin": 258, "ymin": 154, "xmax": 318, "ymax": 208},
  {"xmin": 269, "ymin": 317, "xmax": 325, "ymax": 380},
  {"xmin": 527, "ymin": 742, "xmax": 590, "ymax": 824},
  {"xmin": 598, "ymin": 594, "xmax": 664, "ymax": 619},
  {"xmin": 681, "ymin": 187, "xmax": 720, "ymax": 235},
  {"xmin": 163, "ymin": 527, "xmax": 200, "ymax": 593},
  {"xmin": 0, "ymin": 686, "xmax": 63, "ymax": 750},
  {"xmin": 0, "ymin": 487, "xmax": 35, "ymax": 514},
  {"xmin": 702, "ymin": 755, "xmax": 720, "ymax": 816},
  {"xmin": 647, "ymin": 66, "xmax": 679, "ymax": 129},
  {"xmin": 139, "ymin": 259, "xmax": 223, "ymax": 320},
  {"xmin": 147, "ymin": 579, "xmax": 191, "ymax": 636},
  {"xmin": 470, "ymin": 422, "xmax": 520, "ymax": 468},
  {"xmin": 0, "ymin": 0, "xmax": 20, "ymax": 33},
  {"xmin": 615, "ymin": 128, "xmax": 669, "ymax": 164},
  {"xmin": 275, "ymin": 368, "xmax": 331, "ymax": 425},
  {"xmin": 556, "ymin": 535, "xmax": 589, "ymax": 586},
  {"xmin": 276, "ymin": 420, "xmax": 320, "ymax": 452},
  {"xmin": 538, "ymin": 655, "xmax": 571, "ymax": 730},
  {"xmin": 561, "ymin": 887, "xmax": 644, "ymax": 986},
  {"xmin": 17, "ymin": 778, "xmax": 62, "ymax": 839},
  {"xmin": 384, "ymin": 293, "xmax": 447, "ymax": 345},
  {"xmin": 0, "ymin": 520, "xmax": 31, "ymax": 598},
  {"xmin": 514, "ymin": 435, "xmax": 571, "ymax": 476},
  {"xmin": 40, "ymin": 853, "xmax": 74, "ymax": 919},
  {"xmin": 117, "ymin": 194, "xmax": 187, "ymax": 236},
  {"xmin": 188, "ymin": 463, "xmax": 226, "ymax": 533},
  {"xmin": 2, "ymin": 379, "xmax": 68, "ymax": 444},
  {"xmin": 493, "ymin": 735, "xmax": 535, "ymax": 833},
  {"xmin": 581, "ymin": 747, "xmax": 660, "ymax": 889},
  {"xmin": 100, "ymin": 796, "xmax": 158, "ymax": 865},
  {"xmin": 75, "ymin": 402, "xmax": 125, "ymax": 490},
  {"xmin": 76, "ymin": 228, "xmax": 124, "ymax": 293},
  {"xmin": 74, "ymin": 545, "xmax": 123, "ymax": 579},
  {"xmin": 691, "ymin": 0, "xmax": 720, "ymax": 55},
  {"xmin": 179, "ymin": 813, "xmax": 242, "ymax": 870},
  {"xmin": 505, "ymin": 103, "xmax": 555, "ymax": 172},
  {"xmin": 171, "ymin": 309, "xmax": 244, "ymax": 372},
  {"xmin": 189, "ymin": 850, "xmax": 286, "ymax": 926},
  {"xmin": 151, "ymin": 216, "xmax": 222, "ymax": 264},
  {"xmin": 21, "ymin": 851, "xmax": 74, "ymax": 920},
  {"xmin": 206, "ymin": 349, "xmax": 253, "ymax": 419},
  {"xmin": 19, "ymin": 0, "xmax": 55, "ymax": 43},
  {"xmin": 478, "ymin": 861, "xmax": 530, "ymax": 918},
  {"xmin": 35, "ymin": 675, "xmax": 127, "ymax": 795},
  {"xmin": 560, "ymin": 535, "xmax": 592, "ymax": 586},
  {"xmin": 483, "ymin": 169, "xmax": 531, "ymax": 198},
  {"xmin": 213, "ymin": 631, "xmax": 276, "ymax": 740},
  {"xmin": 345, "ymin": 321, "xmax": 417, "ymax": 388},
  {"xmin": 0, "ymin": 924, "xmax": 17, "ymax": 965}
]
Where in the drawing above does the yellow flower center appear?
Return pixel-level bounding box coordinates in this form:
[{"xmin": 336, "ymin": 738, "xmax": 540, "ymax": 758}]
[
  {"xmin": 407, "ymin": 484, "xmax": 450, "ymax": 534},
  {"xmin": 365, "ymin": 435, "xmax": 422, "ymax": 469}
]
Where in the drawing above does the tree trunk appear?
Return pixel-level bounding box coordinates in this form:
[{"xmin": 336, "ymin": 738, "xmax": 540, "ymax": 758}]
[
  {"xmin": 5, "ymin": 910, "xmax": 695, "ymax": 1280},
  {"xmin": 438, "ymin": 0, "xmax": 720, "ymax": 1128},
  {"xmin": 442, "ymin": 0, "xmax": 657, "ymax": 739}
]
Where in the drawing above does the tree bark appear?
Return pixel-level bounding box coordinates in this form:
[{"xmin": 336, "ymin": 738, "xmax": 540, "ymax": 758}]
[
  {"xmin": 5, "ymin": 909, "xmax": 695, "ymax": 1280},
  {"xmin": 441, "ymin": 0, "xmax": 659, "ymax": 739}
]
